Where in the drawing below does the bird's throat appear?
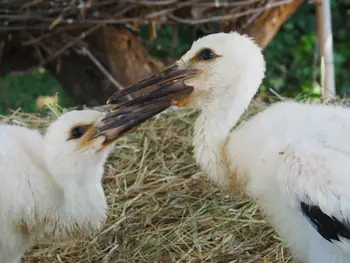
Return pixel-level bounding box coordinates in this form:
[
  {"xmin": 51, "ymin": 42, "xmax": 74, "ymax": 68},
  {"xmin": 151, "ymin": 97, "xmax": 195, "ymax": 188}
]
[{"xmin": 192, "ymin": 92, "xmax": 254, "ymax": 191}]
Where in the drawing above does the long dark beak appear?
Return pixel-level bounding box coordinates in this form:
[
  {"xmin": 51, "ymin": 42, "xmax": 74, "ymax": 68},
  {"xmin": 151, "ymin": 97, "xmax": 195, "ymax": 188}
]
[
  {"xmin": 91, "ymin": 101, "xmax": 171, "ymax": 147},
  {"xmin": 106, "ymin": 64, "xmax": 200, "ymax": 110}
]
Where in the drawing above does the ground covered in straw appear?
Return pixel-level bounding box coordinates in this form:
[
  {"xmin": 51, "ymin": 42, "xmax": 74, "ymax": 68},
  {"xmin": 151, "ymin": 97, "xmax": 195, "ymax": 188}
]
[{"xmin": 1, "ymin": 105, "xmax": 295, "ymax": 263}]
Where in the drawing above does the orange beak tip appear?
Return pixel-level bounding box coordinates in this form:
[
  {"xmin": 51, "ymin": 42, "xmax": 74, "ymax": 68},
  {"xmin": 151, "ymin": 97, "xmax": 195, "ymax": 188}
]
[
  {"xmin": 106, "ymin": 94, "xmax": 120, "ymax": 104},
  {"xmin": 106, "ymin": 97, "xmax": 112, "ymax": 104}
]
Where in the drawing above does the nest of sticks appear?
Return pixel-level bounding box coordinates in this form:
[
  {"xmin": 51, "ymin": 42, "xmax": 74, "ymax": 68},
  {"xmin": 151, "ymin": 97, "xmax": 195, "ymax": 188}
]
[
  {"xmin": 0, "ymin": 100, "xmax": 297, "ymax": 263},
  {"xmin": 0, "ymin": 0, "xmax": 293, "ymax": 63},
  {"xmin": 1, "ymin": 0, "xmax": 294, "ymax": 31}
]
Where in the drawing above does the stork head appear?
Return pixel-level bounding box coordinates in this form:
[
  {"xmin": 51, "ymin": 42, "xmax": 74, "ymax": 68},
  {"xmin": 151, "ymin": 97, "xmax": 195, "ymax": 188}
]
[
  {"xmin": 43, "ymin": 104, "xmax": 168, "ymax": 183},
  {"xmin": 45, "ymin": 110, "xmax": 112, "ymax": 158},
  {"xmin": 106, "ymin": 32, "xmax": 266, "ymax": 110}
]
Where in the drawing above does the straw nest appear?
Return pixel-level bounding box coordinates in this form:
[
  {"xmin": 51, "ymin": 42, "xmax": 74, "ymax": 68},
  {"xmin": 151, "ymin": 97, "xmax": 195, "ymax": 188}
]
[{"xmin": 1, "ymin": 102, "xmax": 297, "ymax": 263}]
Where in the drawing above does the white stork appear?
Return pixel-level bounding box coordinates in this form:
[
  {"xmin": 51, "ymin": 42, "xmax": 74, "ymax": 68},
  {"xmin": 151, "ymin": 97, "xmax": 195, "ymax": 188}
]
[
  {"xmin": 107, "ymin": 32, "xmax": 350, "ymax": 263},
  {"xmin": 0, "ymin": 102, "xmax": 168, "ymax": 263}
]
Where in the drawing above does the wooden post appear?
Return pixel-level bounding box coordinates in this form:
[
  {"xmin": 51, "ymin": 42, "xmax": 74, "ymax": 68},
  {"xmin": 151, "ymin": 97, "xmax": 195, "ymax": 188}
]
[{"xmin": 316, "ymin": 0, "xmax": 336, "ymax": 100}]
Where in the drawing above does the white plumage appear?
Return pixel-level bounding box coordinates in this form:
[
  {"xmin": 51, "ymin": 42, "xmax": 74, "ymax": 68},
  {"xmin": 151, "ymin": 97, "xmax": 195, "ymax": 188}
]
[
  {"xmin": 108, "ymin": 32, "xmax": 350, "ymax": 263},
  {"xmin": 0, "ymin": 108, "xmax": 145, "ymax": 263}
]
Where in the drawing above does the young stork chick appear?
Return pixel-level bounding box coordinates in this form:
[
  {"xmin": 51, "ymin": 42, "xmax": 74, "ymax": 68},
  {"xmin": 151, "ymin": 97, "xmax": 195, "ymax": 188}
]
[
  {"xmin": 107, "ymin": 32, "xmax": 350, "ymax": 263},
  {"xmin": 0, "ymin": 102, "xmax": 170, "ymax": 263}
]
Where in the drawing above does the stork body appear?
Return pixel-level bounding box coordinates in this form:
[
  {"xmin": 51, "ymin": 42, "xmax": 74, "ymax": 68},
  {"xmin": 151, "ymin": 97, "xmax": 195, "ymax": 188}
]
[
  {"xmin": 108, "ymin": 32, "xmax": 350, "ymax": 263},
  {"xmin": 201, "ymin": 101, "xmax": 350, "ymax": 263},
  {"xmin": 187, "ymin": 35, "xmax": 350, "ymax": 263},
  {"xmin": 0, "ymin": 104, "xmax": 166, "ymax": 263},
  {"xmin": 0, "ymin": 112, "xmax": 110, "ymax": 263}
]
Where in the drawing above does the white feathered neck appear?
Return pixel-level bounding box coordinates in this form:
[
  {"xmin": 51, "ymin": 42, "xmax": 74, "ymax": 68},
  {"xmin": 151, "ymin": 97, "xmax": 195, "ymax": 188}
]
[{"xmin": 192, "ymin": 58, "xmax": 265, "ymax": 190}]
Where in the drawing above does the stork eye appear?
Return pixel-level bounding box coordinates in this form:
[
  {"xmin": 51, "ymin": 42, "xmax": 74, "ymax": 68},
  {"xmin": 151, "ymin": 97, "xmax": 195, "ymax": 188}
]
[
  {"xmin": 199, "ymin": 49, "xmax": 214, "ymax": 61},
  {"xmin": 70, "ymin": 126, "xmax": 86, "ymax": 139}
]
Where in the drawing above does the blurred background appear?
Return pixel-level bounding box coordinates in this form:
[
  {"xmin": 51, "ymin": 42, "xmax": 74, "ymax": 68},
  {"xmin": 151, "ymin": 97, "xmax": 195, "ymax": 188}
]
[{"xmin": 0, "ymin": 0, "xmax": 347, "ymax": 115}]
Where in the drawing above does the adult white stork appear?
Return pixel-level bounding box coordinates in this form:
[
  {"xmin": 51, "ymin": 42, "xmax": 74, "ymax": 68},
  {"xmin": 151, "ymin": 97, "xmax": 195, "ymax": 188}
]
[
  {"xmin": 0, "ymin": 102, "xmax": 171, "ymax": 263},
  {"xmin": 107, "ymin": 32, "xmax": 350, "ymax": 263}
]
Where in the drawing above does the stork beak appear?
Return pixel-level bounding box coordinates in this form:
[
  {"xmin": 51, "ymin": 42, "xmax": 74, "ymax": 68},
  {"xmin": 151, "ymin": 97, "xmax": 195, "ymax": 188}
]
[
  {"xmin": 94, "ymin": 102, "xmax": 173, "ymax": 148},
  {"xmin": 106, "ymin": 64, "xmax": 200, "ymax": 109}
]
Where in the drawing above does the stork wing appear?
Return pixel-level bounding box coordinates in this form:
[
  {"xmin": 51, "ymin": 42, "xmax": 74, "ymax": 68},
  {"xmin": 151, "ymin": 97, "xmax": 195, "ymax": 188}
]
[
  {"xmin": 300, "ymin": 201, "xmax": 350, "ymax": 242},
  {"xmin": 281, "ymin": 138, "xmax": 350, "ymax": 244}
]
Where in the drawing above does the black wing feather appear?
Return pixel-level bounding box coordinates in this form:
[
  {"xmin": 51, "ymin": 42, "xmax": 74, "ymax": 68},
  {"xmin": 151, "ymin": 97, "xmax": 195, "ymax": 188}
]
[{"xmin": 300, "ymin": 202, "xmax": 350, "ymax": 243}]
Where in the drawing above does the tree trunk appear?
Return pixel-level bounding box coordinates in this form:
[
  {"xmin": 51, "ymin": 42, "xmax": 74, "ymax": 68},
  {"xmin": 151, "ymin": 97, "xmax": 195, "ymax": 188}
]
[
  {"xmin": 102, "ymin": 27, "xmax": 164, "ymax": 87},
  {"xmin": 45, "ymin": 44, "xmax": 115, "ymax": 106},
  {"xmin": 101, "ymin": 26, "xmax": 165, "ymax": 99},
  {"xmin": 242, "ymin": 0, "xmax": 304, "ymax": 49},
  {"xmin": 46, "ymin": 27, "xmax": 165, "ymax": 105}
]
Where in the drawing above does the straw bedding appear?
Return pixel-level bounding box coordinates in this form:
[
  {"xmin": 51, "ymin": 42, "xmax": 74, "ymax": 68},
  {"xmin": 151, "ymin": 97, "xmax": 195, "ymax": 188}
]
[{"xmin": 1, "ymin": 103, "xmax": 296, "ymax": 263}]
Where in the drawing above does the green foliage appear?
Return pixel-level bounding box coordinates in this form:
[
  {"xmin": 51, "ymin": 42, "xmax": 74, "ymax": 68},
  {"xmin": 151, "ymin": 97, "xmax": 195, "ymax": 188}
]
[
  {"xmin": 0, "ymin": 68, "xmax": 73, "ymax": 114},
  {"xmin": 331, "ymin": 0, "xmax": 350, "ymax": 96},
  {"xmin": 263, "ymin": 0, "xmax": 350, "ymax": 100},
  {"xmin": 263, "ymin": 3, "xmax": 319, "ymax": 100}
]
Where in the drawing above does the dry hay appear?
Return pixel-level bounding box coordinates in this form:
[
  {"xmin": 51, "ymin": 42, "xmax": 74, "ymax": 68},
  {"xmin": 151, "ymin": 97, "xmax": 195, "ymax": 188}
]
[{"xmin": 0, "ymin": 103, "xmax": 295, "ymax": 263}]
